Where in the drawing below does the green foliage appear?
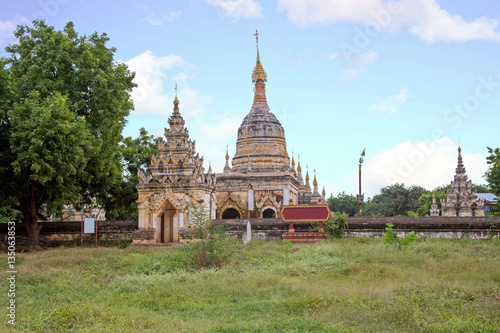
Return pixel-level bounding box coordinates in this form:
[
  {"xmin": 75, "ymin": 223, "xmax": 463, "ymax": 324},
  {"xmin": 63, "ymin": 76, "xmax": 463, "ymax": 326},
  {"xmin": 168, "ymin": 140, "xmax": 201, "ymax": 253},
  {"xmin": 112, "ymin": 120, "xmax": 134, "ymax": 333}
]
[
  {"xmin": 488, "ymin": 216, "xmax": 498, "ymax": 239},
  {"xmin": 183, "ymin": 226, "xmax": 242, "ymax": 269},
  {"xmin": 116, "ymin": 239, "xmax": 132, "ymax": 249},
  {"xmin": 104, "ymin": 128, "xmax": 159, "ymax": 220},
  {"xmin": 0, "ymin": 20, "xmax": 135, "ymax": 247},
  {"xmin": 417, "ymin": 190, "xmax": 447, "ymax": 216},
  {"xmin": 363, "ymin": 183, "xmax": 428, "ymax": 217},
  {"xmin": 383, "ymin": 223, "xmax": 418, "ymax": 248},
  {"xmin": 324, "ymin": 212, "xmax": 349, "ymax": 238},
  {"xmin": 185, "ymin": 204, "xmax": 242, "ymax": 268},
  {"xmin": 327, "ymin": 191, "xmax": 358, "ymax": 216},
  {"xmin": 485, "ymin": 147, "xmax": 500, "ymax": 197}
]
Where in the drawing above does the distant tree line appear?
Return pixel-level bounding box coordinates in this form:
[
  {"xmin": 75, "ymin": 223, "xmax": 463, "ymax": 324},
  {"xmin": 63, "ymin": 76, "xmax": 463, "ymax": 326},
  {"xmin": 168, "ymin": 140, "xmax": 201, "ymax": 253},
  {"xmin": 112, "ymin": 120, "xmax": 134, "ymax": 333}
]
[{"xmin": 327, "ymin": 182, "xmax": 492, "ymax": 217}]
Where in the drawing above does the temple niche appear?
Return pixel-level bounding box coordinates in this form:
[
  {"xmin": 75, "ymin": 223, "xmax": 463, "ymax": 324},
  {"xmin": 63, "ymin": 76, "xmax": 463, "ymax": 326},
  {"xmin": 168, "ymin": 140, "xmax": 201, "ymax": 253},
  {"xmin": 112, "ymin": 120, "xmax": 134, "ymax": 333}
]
[{"xmin": 441, "ymin": 147, "xmax": 485, "ymax": 217}]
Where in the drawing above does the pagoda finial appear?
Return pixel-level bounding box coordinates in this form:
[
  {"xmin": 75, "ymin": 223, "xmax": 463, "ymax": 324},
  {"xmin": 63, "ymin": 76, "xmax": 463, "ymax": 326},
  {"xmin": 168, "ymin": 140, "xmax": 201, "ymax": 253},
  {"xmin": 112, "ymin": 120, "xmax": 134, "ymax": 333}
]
[
  {"xmin": 252, "ymin": 30, "xmax": 267, "ymax": 83},
  {"xmin": 291, "ymin": 151, "xmax": 295, "ymax": 168},
  {"xmin": 313, "ymin": 169, "xmax": 318, "ymax": 187},
  {"xmin": 208, "ymin": 160, "xmax": 212, "ymax": 173},
  {"xmin": 174, "ymin": 83, "xmax": 179, "ymax": 105},
  {"xmin": 224, "ymin": 145, "xmax": 231, "ymax": 172}
]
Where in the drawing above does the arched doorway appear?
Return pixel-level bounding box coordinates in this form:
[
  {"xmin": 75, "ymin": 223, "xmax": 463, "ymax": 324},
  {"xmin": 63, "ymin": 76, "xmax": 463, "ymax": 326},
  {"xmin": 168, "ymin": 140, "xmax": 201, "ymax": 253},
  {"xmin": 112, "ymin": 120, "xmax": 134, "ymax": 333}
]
[
  {"xmin": 262, "ymin": 208, "xmax": 276, "ymax": 218},
  {"xmin": 222, "ymin": 208, "xmax": 241, "ymax": 219},
  {"xmin": 158, "ymin": 200, "xmax": 176, "ymax": 243}
]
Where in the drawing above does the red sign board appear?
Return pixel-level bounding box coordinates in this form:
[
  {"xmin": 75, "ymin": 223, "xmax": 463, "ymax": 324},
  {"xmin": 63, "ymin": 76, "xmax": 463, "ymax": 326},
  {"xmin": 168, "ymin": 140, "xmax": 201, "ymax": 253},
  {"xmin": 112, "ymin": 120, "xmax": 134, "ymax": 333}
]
[{"xmin": 281, "ymin": 204, "xmax": 331, "ymax": 222}]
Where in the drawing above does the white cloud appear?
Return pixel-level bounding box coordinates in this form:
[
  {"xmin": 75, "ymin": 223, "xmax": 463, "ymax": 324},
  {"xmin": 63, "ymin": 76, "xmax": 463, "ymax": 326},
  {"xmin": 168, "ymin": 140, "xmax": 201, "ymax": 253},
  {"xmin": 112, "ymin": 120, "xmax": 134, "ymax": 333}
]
[
  {"xmin": 340, "ymin": 49, "xmax": 378, "ymax": 83},
  {"xmin": 125, "ymin": 50, "xmax": 212, "ymax": 118},
  {"xmin": 141, "ymin": 10, "xmax": 182, "ymax": 26},
  {"xmin": 204, "ymin": 0, "xmax": 264, "ymax": 20},
  {"xmin": 0, "ymin": 16, "xmax": 29, "ymax": 47},
  {"xmin": 346, "ymin": 137, "xmax": 488, "ymax": 197},
  {"xmin": 277, "ymin": 0, "xmax": 500, "ymax": 43},
  {"xmin": 369, "ymin": 88, "xmax": 409, "ymax": 114}
]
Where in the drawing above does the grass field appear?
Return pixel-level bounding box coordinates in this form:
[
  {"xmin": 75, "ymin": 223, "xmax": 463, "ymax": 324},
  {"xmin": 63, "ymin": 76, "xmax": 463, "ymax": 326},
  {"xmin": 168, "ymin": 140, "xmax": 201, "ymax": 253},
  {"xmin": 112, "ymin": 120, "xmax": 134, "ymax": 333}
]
[{"xmin": 2, "ymin": 237, "xmax": 500, "ymax": 332}]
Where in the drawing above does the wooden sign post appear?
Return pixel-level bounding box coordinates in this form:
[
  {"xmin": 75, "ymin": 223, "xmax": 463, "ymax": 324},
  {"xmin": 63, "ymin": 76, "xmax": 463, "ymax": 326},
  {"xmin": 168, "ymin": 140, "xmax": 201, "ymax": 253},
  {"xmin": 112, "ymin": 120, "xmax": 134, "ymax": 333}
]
[{"xmin": 281, "ymin": 204, "xmax": 331, "ymax": 243}]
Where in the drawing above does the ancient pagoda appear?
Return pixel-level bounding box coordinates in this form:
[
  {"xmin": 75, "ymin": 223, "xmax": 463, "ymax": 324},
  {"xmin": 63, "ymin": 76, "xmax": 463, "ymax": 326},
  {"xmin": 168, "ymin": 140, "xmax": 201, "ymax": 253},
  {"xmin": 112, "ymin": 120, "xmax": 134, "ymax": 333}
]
[
  {"xmin": 441, "ymin": 147, "xmax": 485, "ymax": 217},
  {"xmin": 215, "ymin": 31, "xmax": 313, "ymax": 219}
]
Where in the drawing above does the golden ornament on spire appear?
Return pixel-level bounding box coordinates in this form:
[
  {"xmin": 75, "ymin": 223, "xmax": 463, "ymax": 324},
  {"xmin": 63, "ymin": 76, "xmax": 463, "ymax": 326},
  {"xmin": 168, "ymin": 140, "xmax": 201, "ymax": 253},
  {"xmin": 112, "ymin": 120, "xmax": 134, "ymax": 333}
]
[
  {"xmin": 313, "ymin": 174, "xmax": 317, "ymax": 186},
  {"xmin": 322, "ymin": 187, "xmax": 326, "ymax": 197},
  {"xmin": 291, "ymin": 152, "xmax": 295, "ymax": 168},
  {"xmin": 174, "ymin": 83, "xmax": 179, "ymax": 105},
  {"xmin": 225, "ymin": 145, "xmax": 229, "ymax": 161},
  {"xmin": 252, "ymin": 30, "xmax": 267, "ymax": 83}
]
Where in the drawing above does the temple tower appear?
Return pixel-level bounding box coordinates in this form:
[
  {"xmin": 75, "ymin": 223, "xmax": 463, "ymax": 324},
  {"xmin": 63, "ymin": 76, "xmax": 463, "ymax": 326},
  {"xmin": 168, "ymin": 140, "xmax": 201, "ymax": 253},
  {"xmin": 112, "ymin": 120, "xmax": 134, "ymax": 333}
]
[
  {"xmin": 136, "ymin": 95, "xmax": 216, "ymax": 243},
  {"xmin": 441, "ymin": 147, "xmax": 484, "ymax": 217},
  {"xmin": 215, "ymin": 31, "xmax": 302, "ymax": 219}
]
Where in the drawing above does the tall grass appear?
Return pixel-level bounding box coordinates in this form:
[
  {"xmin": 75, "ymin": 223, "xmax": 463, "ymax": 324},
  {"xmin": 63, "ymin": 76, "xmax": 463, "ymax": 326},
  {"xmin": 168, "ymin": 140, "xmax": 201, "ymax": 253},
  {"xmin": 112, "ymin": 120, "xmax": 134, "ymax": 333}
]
[{"xmin": 2, "ymin": 237, "xmax": 500, "ymax": 332}]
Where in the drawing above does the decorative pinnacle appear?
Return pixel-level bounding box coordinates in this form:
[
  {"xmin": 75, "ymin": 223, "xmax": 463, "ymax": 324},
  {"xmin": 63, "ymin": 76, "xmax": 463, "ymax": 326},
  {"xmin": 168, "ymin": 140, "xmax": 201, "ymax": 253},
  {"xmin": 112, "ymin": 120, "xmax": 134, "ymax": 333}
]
[
  {"xmin": 225, "ymin": 145, "xmax": 229, "ymax": 161},
  {"xmin": 174, "ymin": 83, "xmax": 179, "ymax": 105},
  {"xmin": 252, "ymin": 30, "xmax": 267, "ymax": 83},
  {"xmin": 291, "ymin": 151, "xmax": 295, "ymax": 168},
  {"xmin": 322, "ymin": 186, "xmax": 326, "ymax": 197}
]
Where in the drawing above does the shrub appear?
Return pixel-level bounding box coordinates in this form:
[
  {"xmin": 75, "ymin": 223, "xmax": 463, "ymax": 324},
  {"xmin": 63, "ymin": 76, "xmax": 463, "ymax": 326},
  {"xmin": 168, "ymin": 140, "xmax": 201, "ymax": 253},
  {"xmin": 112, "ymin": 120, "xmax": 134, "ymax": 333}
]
[
  {"xmin": 187, "ymin": 204, "xmax": 243, "ymax": 268},
  {"xmin": 323, "ymin": 212, "xmax": 349, "ymax": 239},
  {"xmin": 383, "ymin": 223, "xmax": 418, "ymax": 248}
]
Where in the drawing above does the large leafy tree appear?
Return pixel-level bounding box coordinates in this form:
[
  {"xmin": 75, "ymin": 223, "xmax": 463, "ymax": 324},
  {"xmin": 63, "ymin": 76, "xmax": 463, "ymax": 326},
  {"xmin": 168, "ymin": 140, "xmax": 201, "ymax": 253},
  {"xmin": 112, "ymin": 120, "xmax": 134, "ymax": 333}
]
[
  {"xmin": 485, "ymin": 147, "xmax": 500, "ymax": 197},
  {"xmin": 363, "ymin": 183, "xmax": 427, "ymax": 217},
  {"xmin": 0, "ymin": 20, "xmax": 135, "ymax": 248},
  {"xmin": 327, "ymin": 191, "xmax": 358, "ymax": 216}
]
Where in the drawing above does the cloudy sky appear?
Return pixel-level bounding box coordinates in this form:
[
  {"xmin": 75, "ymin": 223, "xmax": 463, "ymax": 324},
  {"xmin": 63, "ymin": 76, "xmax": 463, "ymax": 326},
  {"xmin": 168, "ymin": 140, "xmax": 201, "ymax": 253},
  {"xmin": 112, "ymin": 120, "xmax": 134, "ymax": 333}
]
[{"xmin": 1, "ymin": 0, "xmax": 498, "ymax": 197}]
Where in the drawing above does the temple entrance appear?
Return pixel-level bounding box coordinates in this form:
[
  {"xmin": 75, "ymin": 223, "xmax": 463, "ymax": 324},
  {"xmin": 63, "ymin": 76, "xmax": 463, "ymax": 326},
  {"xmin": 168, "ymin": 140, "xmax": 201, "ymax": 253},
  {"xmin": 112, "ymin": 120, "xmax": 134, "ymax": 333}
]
[
  {"xmin": 159, "ymin": 201, "xmax": 176, "ymax": 243},
  {"xmin": 222, "ymin": 208, "xmax": 241, "ymax": 219},
  {"xmin": 262, "ymin": 208, "xmax": 276, "ymax": 218}
]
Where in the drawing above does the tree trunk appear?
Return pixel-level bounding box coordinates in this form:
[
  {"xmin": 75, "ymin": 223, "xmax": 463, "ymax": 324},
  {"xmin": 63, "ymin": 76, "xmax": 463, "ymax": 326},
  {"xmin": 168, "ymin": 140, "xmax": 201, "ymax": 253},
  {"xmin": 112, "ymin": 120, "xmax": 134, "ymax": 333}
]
[
  {"xmin": 20, "ymin": 180, "xmax": 42, "ymax": 250},
  {"xmin": 25, "ymin": 215, "xmax": 42, "ymax": 250}
]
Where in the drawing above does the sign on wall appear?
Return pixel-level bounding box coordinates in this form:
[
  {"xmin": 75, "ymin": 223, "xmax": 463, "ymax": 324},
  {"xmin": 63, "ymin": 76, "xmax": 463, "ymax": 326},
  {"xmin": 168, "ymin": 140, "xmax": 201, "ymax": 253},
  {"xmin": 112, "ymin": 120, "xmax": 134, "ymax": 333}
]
[{"xmin": 84, "ymin": 217, "xmax": 95, "ymax": 234}]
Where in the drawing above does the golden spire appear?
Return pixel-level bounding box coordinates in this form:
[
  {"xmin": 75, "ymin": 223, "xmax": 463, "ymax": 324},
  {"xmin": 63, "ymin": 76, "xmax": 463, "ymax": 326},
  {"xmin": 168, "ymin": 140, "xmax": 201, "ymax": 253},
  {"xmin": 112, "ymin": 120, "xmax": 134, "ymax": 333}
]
[
  {"xmin": 291, "ymin": 151, "xmax": 295, "ymax": 168},
  {"xmin": 313, "ymin": 172, "xmax": 317, "ymax": 187},
  {"xmin": 252, "ymin": 30, "xmax": 267, "ymax": 83},
  {"xmin": 322, "ymin": 186, "xmax": 326, "ymax": 197},
  {"xmin": 306, "ymin": 169, "xmax": 310, "ymax": 181},
  {"xmin": 297, "ymin": 160, "xmax": 301, "ymax": 173},
  {"xmin": 225, "ymin": 145, "xmax": 229, "ymax": 161},
  {"xmin": 174, "ymin": 83, "xmax": 179, "ymax": 105},
  {"xmin": 208, "ymin": 160, "xmax": 212, "ymax": 173}
]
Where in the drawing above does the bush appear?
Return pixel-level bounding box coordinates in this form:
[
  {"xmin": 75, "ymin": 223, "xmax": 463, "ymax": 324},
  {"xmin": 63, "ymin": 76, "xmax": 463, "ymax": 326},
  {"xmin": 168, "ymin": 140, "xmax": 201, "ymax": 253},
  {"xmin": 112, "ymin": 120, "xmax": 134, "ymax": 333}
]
[
  {"xmin": 323, "ymin": 212, "xmax": 349, "ymax": 239},
  {"xmin": 187, "ymin": 204, "xmax": 243, "ymax": 269},
  {"xmin": 183, "ymin": 226, "xmax": 242, "ymax": 269},
  {"xmin": 383, "ymin": 223, "xmax": 418, "ymax": 248}
]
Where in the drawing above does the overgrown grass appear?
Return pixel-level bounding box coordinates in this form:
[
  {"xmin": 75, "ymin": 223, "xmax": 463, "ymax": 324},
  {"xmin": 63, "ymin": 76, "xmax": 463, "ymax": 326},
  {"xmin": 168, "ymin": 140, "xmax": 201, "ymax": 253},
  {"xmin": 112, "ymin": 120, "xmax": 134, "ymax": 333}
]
[{"xmin": 2, "ymin": 237, "xmax": 500, "ymax": 332}]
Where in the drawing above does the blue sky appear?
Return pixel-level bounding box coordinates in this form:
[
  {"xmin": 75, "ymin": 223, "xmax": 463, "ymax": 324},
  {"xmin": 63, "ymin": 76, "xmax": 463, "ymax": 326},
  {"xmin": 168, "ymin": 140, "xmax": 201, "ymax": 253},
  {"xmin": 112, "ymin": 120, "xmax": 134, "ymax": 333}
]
[{"xmin": 1, "ymin": 0, "xmax": 499, "ymax": 197}]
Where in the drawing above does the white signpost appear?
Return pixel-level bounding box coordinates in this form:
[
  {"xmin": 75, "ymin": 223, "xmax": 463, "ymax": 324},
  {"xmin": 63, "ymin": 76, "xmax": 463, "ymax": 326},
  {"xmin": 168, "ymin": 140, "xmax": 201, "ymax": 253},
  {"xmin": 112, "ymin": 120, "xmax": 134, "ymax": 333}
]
[
  {"xmin": 81, "ymin": 217, "xmax": 97, "ymax": 246},
  {"xmin": 84, "ymin": 218, "xmax": 95, "ymax": 234}
]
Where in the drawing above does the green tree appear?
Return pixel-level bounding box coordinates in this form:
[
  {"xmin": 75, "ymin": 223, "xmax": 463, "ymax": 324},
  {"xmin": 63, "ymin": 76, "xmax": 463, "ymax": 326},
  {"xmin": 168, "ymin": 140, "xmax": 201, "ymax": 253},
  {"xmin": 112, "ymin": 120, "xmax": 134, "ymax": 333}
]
[
  {"xmin": 363, "ymin": 183, "xmax": 427, "ymax": 217},
  {"xmin": 104, "ymin": 128, "xmax": 159, "ymax": 220},
  {"xmin": 0, "ymin": 20, "xmax": 135, "ymax": 248},
  {"xmin": 485, "ymin": 148, "xmax": 500, "ymax": 197},
  {"xmin": 327, "ymin": 191, "xmax": 358, "ymax": 216}
]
